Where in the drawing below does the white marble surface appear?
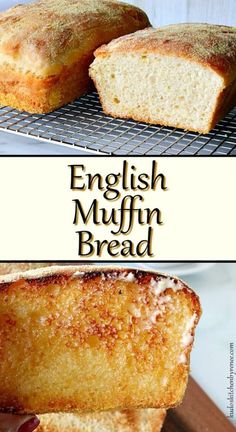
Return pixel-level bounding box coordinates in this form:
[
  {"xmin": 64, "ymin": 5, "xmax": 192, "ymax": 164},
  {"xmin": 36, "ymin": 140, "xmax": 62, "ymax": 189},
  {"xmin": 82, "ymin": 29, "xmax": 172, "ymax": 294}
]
[{"xmin": 0, "ymin": 131, "xmax": 88, "ymax": 155}]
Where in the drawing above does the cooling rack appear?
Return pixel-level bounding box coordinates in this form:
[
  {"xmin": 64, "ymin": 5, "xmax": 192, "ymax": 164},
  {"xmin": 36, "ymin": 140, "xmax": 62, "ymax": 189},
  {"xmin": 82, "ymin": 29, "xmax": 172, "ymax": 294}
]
[{"xmin": 0, "ymin": 92, "xmax": 236, "ymax": 155}]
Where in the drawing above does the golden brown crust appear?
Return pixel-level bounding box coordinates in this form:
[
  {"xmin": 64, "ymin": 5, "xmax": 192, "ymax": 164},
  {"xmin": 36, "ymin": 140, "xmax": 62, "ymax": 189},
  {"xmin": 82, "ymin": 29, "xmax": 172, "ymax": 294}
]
[
  {"xmin": 0, "ymin": 0, "xmax": 150, "ymax": 113},
  {"xmin": 94, "ymin": 24, "xmax": 236, "ymax": 84},
  {"xmin": 0, "ymin": 264, "xmax": 195, "ymax": 289},
  {"xmin": 0, "ymin": 266, "xmax": 201, "ymax": 414},
  {"xmin": 0, "ymin": 58, "xmax": 93, "ymax": 113},
  {"xmin": 209, "ymin": 76, "xmax": 236, "ymax": 128},
  {"xmin": 38, "ymin": 409, "xmax": 166, "ymax": 432},
  {"xmin": 0, "ymin": 0, "xmax": 149, "ymax": 72}
]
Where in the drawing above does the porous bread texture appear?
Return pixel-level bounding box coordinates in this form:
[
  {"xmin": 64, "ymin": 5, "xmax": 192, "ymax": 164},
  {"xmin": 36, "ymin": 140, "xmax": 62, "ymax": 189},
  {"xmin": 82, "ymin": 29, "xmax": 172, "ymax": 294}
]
[
  {"xmin": 0, "ymin": 266, "xmax": 201, "ymax": 414},
  {"xmin": 0, "ymin": 0, "xmax": 150, "ymax": 113},
  {"xmin": 90, "ymin": 24, "xmax": 236, "ymax": 133},
  {"xmin": 38, "ymin": 409, "xmax": 166, "ymax": 432},
  {"xmin": 90, "ymin": 53, "xmax": 224, "ymax": 133}
]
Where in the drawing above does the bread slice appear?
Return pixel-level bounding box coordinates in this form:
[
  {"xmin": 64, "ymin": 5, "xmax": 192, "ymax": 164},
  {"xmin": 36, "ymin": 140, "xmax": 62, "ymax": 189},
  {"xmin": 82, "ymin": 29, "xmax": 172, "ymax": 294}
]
[
  {"xmin": 38, "ymin": 409, "xmax": 166, "ymax": 432},
  {"xmin": 90, "ymin": 24, "xmax": 236, "ymax": 133},
  {"xmin": 0, "ymin": 0, "xmax": 150, "ymax": 113},
  {"xmin": 0, "ymin": 266, "xmax": 201, "ymax": 414},
  {"xmin": 0, "ymin": 263, "xmax": 84, "ymax": 275},
  {"xmin": 0, "ymin": 263, "xmax": 57, "ymax": 275}
]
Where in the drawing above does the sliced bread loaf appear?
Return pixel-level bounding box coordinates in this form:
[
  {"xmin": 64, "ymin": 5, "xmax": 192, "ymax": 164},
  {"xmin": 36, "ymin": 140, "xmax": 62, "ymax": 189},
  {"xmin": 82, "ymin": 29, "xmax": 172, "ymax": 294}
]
[{"xmin": 90, "ymin": 24, "xmax": 236, "ymax": 133}]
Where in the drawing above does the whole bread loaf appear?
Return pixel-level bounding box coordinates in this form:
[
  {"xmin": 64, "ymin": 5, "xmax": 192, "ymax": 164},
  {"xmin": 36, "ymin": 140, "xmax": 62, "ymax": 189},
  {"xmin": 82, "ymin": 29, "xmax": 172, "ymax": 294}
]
[
  {"xmin": 0, "ymin": 0, "xmax": 150, "ymax": 113},
  {"xmin": 38, "ymin": 409, "xmax": 166, "ymax": 432},
  {"xmin": 0, "ymin": 266, "xmax": 201, "ymax": 414},
  {"xmin": 90, "ymin": 24, "xmax": 236, "ymax": 133}
]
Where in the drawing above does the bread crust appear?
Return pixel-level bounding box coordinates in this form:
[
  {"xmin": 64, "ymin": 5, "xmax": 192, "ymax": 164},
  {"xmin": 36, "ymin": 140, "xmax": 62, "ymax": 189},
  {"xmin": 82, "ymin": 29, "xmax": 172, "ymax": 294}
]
[
  {"xmin": 0, "ymin": 0, "xmax": 150, "ymax": 113},
  {"xmin": 0, "ymin": 57, "xmax": 94, "ymax": 113},
  {"xmin": 0, "ymin": 263, "xmax": 58, "ymax": 276},
  {"xmin": 0, "ymin": 264, "xmax": 196, "ymax": 287},
  {"xmin": 0, "ymin": 266, "xmax": 201, "ymax": 414},
  {"xmin": 94, "ymin": 24, "xmax": 236, "ymax": 84}
]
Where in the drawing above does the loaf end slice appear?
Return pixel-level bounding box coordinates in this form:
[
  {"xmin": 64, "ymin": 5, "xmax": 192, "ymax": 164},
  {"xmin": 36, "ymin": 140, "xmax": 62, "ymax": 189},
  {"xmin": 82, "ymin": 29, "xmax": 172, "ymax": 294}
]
[
  {"xmin": 90, "ymin": 24, "xmax": 236, "ymax": 133},
  {"xmin": 0, "ymin": 262, "xmax": 59, "ymax": 275},
  {"xmin": 0, "ymin": 266, "xmax": 201, "ymax": 414},
  {"xmin": 38, "ymin": 409, "xmax": 166, "ymax": 432}
]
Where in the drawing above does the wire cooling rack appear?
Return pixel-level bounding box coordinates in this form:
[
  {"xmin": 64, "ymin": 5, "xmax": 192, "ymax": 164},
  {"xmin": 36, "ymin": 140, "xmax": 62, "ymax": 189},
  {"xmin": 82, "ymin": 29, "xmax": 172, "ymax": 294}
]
[{"xmin": 0, "ymin": 92, "xmax": 236, "ymax": 155}]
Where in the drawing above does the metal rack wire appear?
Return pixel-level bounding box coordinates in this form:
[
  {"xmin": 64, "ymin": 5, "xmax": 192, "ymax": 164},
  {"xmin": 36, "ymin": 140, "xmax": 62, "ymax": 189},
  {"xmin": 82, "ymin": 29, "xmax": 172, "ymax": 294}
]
[{"xmin": 0, "ymin": 92, "xmax": 236, "ymax": 155}]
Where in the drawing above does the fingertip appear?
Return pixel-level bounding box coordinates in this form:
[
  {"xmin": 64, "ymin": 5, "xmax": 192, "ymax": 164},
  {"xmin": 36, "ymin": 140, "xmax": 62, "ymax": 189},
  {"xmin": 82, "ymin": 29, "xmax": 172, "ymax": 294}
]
[{"xmin": 18, "ymin": 416, "xmax": 40, "ymax": 432}]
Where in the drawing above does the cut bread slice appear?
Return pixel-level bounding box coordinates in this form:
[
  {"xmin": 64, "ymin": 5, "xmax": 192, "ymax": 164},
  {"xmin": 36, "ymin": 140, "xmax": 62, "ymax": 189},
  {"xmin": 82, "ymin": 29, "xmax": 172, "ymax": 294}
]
[
  {"xmin": 0, "ymin": 266, "xmax": 201, "ymax": 414},
  {"xmin": 0, "ymin": 263, "xmax": 83, "ymax": 275},
  {"xmin": 38, "ymin": 409, "xmax": 166, "ymax": 432},
  {"xmin": 90, "ymin": 24, "xmax": 236, "ymax": 133}
]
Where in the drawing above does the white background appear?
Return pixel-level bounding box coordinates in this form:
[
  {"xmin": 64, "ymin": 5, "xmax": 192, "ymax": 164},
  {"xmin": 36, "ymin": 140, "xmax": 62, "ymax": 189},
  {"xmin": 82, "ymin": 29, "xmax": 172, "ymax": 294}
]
[
  {"xmin": 1, "ymin": 0, "xmax": 236, "ymax": 25},
  {"xmin": 191, "ymin": 263, "xmax": 236, "ymax": 426}
]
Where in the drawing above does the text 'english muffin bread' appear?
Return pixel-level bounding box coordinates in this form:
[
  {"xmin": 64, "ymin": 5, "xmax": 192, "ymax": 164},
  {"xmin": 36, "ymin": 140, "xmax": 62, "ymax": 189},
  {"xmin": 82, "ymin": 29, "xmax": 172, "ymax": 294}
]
[
  {"xmin": 90, "ymin": 24, "xmax": 236, "ymax": 133},
  {"xmin": 0, "ymin": 0, "xmax": 150, "ymax": 113},
  {"xmin": 38, "ymin": 409, "xmax": 166, "ymax": 432},
  {"xmin": 0, "ymin": 266, "xmax": 201, "ymax": 414}
]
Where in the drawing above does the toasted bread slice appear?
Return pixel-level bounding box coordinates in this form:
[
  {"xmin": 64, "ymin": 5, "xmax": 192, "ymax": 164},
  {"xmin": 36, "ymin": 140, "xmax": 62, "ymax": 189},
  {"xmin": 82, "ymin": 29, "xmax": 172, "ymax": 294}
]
[
  {"xmin": 38, "ymin": 409, "xmax": 166, "ymax": 432},
  {"xmin": 0, "ymin": 266, "xmax": 201, "ymax": 414}
]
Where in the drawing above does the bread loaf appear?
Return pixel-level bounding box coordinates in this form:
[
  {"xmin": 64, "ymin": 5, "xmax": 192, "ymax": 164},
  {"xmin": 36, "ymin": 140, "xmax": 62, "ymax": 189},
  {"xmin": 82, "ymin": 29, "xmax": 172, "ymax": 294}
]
[
  {"xmin": 0, "ymin": 0, "xmax": 149, "ymax": 113},
  {"xmin": 90, "ymin": 24, "xmax": 236, "ymax": 133},
  {"xmin": 38, "ymin": 409, "xmax": 166, "ymax": 432},
  {"xmin": 0, "ymin": 266, "xmax": 201, "ymax": 414}
]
